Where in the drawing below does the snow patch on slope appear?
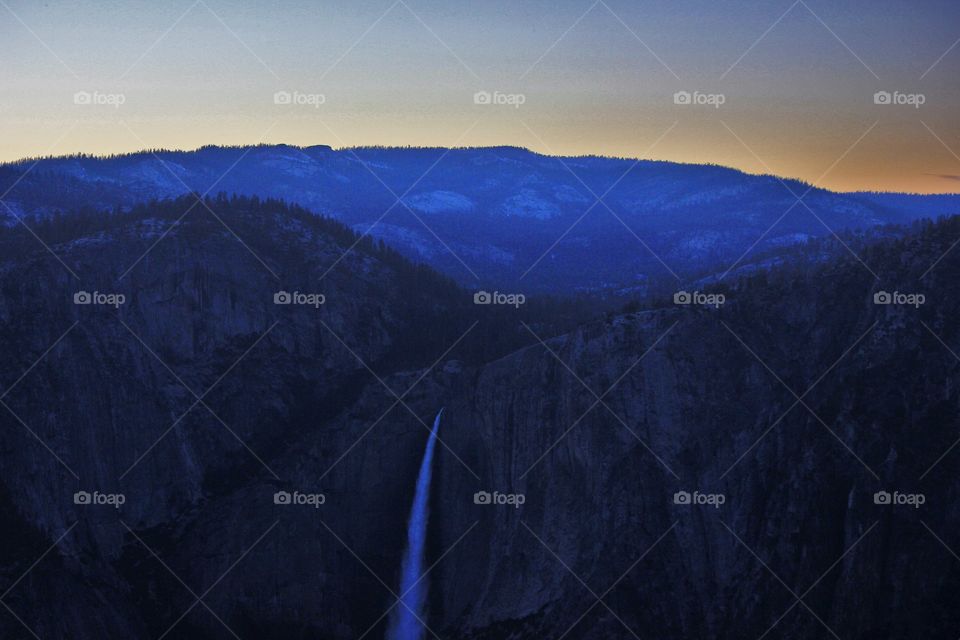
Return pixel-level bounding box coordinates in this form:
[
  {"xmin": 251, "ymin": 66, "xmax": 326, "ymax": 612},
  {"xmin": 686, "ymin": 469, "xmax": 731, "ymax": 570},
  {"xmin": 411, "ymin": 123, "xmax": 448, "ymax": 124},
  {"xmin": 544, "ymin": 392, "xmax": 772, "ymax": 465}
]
[
  {"xmin": 499, "ymin": 189, "xmax": 561, "ymax": 220},
  {"xmin": 404, "ymin": 190, "xmax": 475, "ymax": 213}
]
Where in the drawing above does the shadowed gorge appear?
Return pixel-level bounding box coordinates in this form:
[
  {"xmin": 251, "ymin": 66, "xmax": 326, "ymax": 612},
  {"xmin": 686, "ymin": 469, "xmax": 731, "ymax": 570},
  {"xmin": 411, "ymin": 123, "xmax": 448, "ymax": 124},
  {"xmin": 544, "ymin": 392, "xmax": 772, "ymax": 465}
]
[{"xmin": 0, "ymin": 194, "xmax": 957, "ymax": 637}]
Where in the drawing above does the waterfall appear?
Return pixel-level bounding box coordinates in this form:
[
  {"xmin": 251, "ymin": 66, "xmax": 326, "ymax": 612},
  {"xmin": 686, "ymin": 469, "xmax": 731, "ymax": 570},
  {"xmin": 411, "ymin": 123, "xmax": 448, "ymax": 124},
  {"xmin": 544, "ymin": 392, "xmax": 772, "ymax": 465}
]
[{"xmin": 387, "ymin": 409, "xmax": 443, "ymax": 640}]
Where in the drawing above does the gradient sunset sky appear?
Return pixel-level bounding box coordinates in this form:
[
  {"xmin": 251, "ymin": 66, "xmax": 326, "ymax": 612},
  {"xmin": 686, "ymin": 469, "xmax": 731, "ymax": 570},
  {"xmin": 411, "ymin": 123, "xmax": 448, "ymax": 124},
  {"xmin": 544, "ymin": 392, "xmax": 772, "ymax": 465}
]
[{"xmin": 2, "ymin": 0, "xmax": 959, "ymax": 193}]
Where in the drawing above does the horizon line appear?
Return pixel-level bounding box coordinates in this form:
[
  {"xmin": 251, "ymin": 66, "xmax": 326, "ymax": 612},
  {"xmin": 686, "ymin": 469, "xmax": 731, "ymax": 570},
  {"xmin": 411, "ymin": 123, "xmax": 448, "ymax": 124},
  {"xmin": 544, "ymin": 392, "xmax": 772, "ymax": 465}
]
[{"xmin": 2, "ymin": 142, "xmax": 958, "ymax": 198}]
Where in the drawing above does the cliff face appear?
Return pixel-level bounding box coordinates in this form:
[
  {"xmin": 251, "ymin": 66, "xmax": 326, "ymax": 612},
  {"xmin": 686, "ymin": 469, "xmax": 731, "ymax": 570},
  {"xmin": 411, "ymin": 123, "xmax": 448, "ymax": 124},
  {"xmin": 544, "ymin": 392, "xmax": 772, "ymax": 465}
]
[
  {"xmin": 425, "ymin": 302, "xmax": 960, "ymax": 639},
  {"xmin": 0, "ymin": 197, "xmax": 461, "ymax": 639},
  {"xmin": 0, "ymin": 200, "xmax": 958, "ymax": 639}
]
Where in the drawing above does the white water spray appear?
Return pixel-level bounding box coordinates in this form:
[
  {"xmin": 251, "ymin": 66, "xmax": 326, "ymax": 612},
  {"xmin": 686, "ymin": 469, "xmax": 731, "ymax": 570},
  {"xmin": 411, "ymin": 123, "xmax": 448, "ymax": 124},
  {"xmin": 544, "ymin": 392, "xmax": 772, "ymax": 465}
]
[{"xmin": 386, "ymin": 409, "xmax": 442, "ymax": 640}]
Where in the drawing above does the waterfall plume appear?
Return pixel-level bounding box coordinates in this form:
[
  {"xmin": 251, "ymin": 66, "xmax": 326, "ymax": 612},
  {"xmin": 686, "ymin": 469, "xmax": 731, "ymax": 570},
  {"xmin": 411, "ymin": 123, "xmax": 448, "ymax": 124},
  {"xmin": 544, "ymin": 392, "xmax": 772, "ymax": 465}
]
[{"xmin": 386, "ymin": 409, "xmax": 442, "ymax": 640}]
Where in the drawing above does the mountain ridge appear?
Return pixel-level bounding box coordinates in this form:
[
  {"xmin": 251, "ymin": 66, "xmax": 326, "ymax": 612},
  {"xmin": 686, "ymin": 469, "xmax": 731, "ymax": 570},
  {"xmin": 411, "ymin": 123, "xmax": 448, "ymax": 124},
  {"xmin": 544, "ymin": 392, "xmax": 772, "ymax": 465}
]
[
  {"xmin": 2, "ymin": 145, "xmax": 959, "ymax": 297},
  {"xmin": 7, "ymin": 143, "xmax": 958, "ymax": 198}
]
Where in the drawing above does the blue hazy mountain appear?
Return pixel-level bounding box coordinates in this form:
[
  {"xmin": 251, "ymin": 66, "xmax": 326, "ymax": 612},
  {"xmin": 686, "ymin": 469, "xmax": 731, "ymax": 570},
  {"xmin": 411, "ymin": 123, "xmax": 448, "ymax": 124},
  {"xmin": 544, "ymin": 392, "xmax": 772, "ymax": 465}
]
[{"xmin": 3, "ymin": 145, "xmax": 958, "ymax": 295}]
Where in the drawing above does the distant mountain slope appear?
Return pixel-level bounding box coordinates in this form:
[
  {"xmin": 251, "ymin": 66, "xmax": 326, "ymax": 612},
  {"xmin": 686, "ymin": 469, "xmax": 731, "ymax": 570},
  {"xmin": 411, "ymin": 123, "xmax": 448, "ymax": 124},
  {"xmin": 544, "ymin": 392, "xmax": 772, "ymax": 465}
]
[
  {"xmin": 1, "ymin": 146, "xmax": 957, "ymax": 294},
  {"xmin": 852, "ymin": 191, "xmax": 960, "ymax": 219}
]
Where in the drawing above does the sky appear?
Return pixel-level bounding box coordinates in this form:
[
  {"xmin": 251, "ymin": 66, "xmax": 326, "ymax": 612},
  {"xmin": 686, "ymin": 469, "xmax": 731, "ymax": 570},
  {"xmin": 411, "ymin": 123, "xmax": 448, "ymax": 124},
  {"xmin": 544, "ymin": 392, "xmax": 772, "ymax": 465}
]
[{"xmin": 1, "ymin": 0, "xmax": 959, "ymax": 193}]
